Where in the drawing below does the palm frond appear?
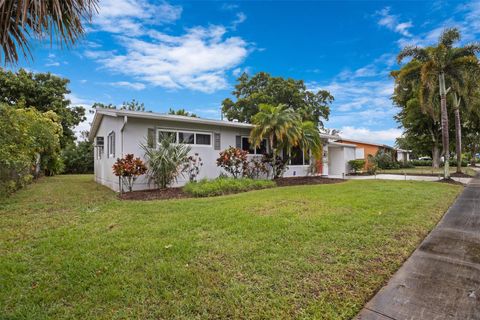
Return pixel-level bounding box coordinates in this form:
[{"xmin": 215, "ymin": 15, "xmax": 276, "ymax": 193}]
[
  {"xmin": 0, "ymin": 0, "xmax": 98, "ymax": 64},
  {"xmin": 439, "ymin": 28, "xmax": 460, "ymax": 48}
]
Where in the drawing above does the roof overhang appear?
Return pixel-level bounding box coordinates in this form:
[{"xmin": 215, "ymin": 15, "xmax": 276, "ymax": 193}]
[{"xmin": 88, "ymin": 108, "xmax": 253, "ymax": 141}]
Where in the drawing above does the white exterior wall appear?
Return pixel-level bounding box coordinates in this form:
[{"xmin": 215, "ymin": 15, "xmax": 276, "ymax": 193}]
[
  {"xmin": 94, "ymin": 116, "xmax": 252, "ymax": 191},
  {"xmin": 93, "ymin": 116, "xmax": 124, "ymax": 191},
  {"xmin": 327, "ymin": 145, "xmax": 356, "ymax": 176},
  {"xmin": 397, "ymin": 151, "xmax": 410, "ymax": 162},
  {"xmin": 344, "ymin": 146, "xmax": 356, "ymax": 172}
]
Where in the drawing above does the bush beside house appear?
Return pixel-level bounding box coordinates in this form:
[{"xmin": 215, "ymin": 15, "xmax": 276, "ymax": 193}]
[{"xmin": 184, "ymin": 177, "xmax": 275, "ymax": 197}]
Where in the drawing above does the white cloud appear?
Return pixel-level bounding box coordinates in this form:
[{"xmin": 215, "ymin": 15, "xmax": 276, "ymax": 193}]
[
  {"xmin": 307, "ymin": 52, "xmax": 400, "ymax": 145},
  {"xmin": 91, "ymin": 0, "xmax": 182, "ymax": 36},
  {"xmin": 87, "ymin": 25, "xmax": 249, "ymax": 93},
  {"xmin": 107, "ymin": 81, "xmax": 146, "ymax": 90},
  {"xmin": 231, "ymin": 12, "xmax": 247, "ymax": 30},
  {"xmin": 340, "ymin": 126, "xmax": 402, "ymax": 145},
  {"xmin": 376, "ymin": 7, "xmax": 413, "ymax": 37},
  {"xmin": 67, "ymin": 94, "xmax": 95, "ymax": 140}
]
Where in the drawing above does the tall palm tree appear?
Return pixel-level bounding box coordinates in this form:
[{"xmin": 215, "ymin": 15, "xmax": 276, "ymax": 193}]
[
  {"xmin": 450, "ymin": 66, "xmax": 480, "ymax": 172},
  {"xmin": 0, "ymin": 0, "xmax": 98, "ymax": 64},
  {"xmin": 397, "ymin": 28, "xmax": 480, "ymax": 179},
  {"xmin": 250, "ymin": 103, "xmax": 301, "ymax": 176},
  {"xmin": 393, "ymin": 61, "xmax": 443, "ymax": 168}
]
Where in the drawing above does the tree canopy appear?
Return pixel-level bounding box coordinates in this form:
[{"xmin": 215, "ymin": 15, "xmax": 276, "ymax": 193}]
[
  {"xmin": 0, "ymin": 68, "xmax": 85, "ymax": 146},
  {"xmin": 0, "ymin": 103, "xmax": 63, "ymax": 195},
  {"xmin": 222, "ymin": 72, "xmax": 333, "ymax": 126},
  {"xmin": 168, "ymin": 108, "xmax": 197, "ymax": 117}
]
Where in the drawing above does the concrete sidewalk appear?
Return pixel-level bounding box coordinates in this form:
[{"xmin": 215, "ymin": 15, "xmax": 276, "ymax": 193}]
[
  {"xmin": 330, "ymin": 174, "xmax": 472, "ymax": 184},
  {"xmin": 356, "ymin": 174, "xmax": 480, "ymax": 319}
]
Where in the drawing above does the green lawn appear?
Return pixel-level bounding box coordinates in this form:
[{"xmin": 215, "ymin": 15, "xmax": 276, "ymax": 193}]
[
  {"xmin": 378, "ymin": 166, "xmax": 477, "ymax": 177},
  {"xmin": 0, "ymin": 175, "xmax": 461, "ymax": 319}
]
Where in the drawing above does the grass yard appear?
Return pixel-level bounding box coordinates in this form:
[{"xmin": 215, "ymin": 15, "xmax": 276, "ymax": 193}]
[
  {"xmin": 0, "ymin": 175, "xmax": 461, "ymax": 319},
  {"xmin": 378, "ymin": 166, "xmax": 477, "ymax": 177}
]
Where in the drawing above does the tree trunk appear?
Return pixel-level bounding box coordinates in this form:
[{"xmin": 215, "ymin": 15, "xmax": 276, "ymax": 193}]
[
  {"xmin": 453, "ymin": 93, "xmax": 462, "ymax": 173},
  {"xmin": 432, "ymin": 144, "xmax": 441, "ymax": 168},
  {"xmin": 439, "ymin": 73, "xmax": 450, "ymax": 179}
]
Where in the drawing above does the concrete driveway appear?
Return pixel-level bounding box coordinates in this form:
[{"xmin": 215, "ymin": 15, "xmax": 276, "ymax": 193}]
[{"xmin": 355, "ymin": 174, "xmax": 480, "ymax": 319}]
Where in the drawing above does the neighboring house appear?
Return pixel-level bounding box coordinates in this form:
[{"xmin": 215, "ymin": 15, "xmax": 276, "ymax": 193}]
[
  {"xmin": 335, "ymin": 138, "xmax": 411, "ymax": 168},
  {"xmin": 396, "ymin": 149, "xmax": 411, "ymax": 162},
  {"xmin": 90, "ymin": 108, "xmax": 359, "ymax": 191}
]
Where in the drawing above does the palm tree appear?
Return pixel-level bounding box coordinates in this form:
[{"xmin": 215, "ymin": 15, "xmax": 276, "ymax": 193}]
[
  {"xmin": 298, "ymin": 120, "xmax": 323, "ymax": 159},
  {"xmin": 450, "ymin": 67, "xmax": 480, "ymax": 172},
  {"xmin": 0, "ymin": 0, "xmax": 98, "ymax": 64},
  {"xmin": 250, "ymin": 103, "xmax": 301, "ymax": 176},
  {"xmin": 397, "ymin": 28, "xmax": 480, "ymax": 179}
]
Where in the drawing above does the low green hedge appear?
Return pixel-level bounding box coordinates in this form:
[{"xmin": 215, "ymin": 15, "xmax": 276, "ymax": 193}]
[{"xmin": 183, "ymin": 177, "xmax": 276, "ymax": 197}]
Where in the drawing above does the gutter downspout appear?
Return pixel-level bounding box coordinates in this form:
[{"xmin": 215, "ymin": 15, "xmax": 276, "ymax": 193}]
[{"xmin": 120, "ymin": 115, "xmax": 128, "ymax": 156}]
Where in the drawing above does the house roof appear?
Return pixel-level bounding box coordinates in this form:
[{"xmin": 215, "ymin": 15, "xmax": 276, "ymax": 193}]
[
  {"xmin": 335, "ymin": 138, "xmax": 394, "ymax": 150},
  {"xmin": 88, "ymin": 108, "xmax": 254, "ymax": 141},
  {"xmin": 328, "ymin": 141, "xmax": 357, "ymax": 148}
]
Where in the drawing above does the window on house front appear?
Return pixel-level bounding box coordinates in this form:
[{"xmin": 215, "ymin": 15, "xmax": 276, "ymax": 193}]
[
  {"xmin": 179, "ymin": 132, "xmax": 194, "ymax": 144},
  {"xmin": 158, "ymin": 130, "xmax": 177, "ymax": 143},
  {"xmin": 157, "ymin": 129, "xmax": 212, "ymax": 146},
  {"xmin": 241, "ymin": 137, "xmax": 254, "ymax": 154},
  {"xmin": 196, "ymin": 133, "xmax": 211, "ymax": 145},
  {"xmin": 240, "ymin": 136, "xmax": 267, "ymax": 155},
  {"xmin": 290, "ymin": 146, "xmax": 310, "ymax": 165},
  {"xmin": 96, "ymin": 136, "xmax": 104, "ymax": 159},
  {"xmin": 107, "ymin": 132, "xmax": 115, "ymax": 158}
]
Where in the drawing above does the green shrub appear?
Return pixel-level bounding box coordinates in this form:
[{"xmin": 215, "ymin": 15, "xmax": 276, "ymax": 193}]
[
  {"xmin": 448, "ymin": 159, "xmax": 468, "ymax": 167},
  {"xmin": 411, "ymin": 159, "xmax": 433, "ymax": 167},
  {"xmin": 183, "ymin": 177, "xmax": 275, "ymax": 197},
  {"xmin": 348, "ymin": 159, "xmax": 365, "ymax": 173},
  {"xmin": 372, "ymin": 150, "xmax": 399, "ymax": 169},
  {"xmin": 399, "ymin": 161, "xmax": 415, "ymax": 169}
]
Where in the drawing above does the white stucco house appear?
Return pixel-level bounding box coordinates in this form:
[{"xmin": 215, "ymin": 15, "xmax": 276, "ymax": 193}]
[{"xmin": 88, "ymin": 108, "xmax": 359, "ymax": 191}]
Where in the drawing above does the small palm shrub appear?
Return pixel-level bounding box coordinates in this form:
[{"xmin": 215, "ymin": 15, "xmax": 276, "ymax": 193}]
[
  {"xmin": 183, "ymin": 177, "xmax": 275, "ymax": 197},
  {"xmin": 112, "ymin": 154, "xmax": 147, "ymax": 192},
  {"xmin": 142, "ymin": 136, "xmax": 191, "ymax": 189}
]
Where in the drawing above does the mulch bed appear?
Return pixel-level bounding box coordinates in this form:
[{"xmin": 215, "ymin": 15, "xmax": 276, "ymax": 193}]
[
  {"xmin": 274, "ymin": 176, "xmax": 344, "ymax": 187},
  {"xmin": 119, "ymin": 176, "xmax": 344, "ymax": 201}
]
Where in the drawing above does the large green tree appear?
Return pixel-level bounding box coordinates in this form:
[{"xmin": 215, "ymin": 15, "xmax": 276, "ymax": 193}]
[
  {"xmin": 62, "ymin": 131, "xmax": 94, "ymax": 174},
  {"xmin": 0, "ymin": 68, "xmax": 85, "ymax": 146},
  {"xmin": 0, "ymin": 0, "xmax": 98, "ymax": 64},
  {"xmin": 0, "ymin": 103, "xmax": 63, "ymax": 195},
  {"xmin": 222, "ymin": 72, "xmax": 333, "ymax": 125},
  {"xmin": 397, "ymin": 28, "xmax": 480, "ymax": 178}
]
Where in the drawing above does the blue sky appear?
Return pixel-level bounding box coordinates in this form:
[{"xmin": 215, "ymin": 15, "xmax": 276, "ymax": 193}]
[{"xmin": 11, "ymin": 0, "xmax": 480, "ymax": 145}]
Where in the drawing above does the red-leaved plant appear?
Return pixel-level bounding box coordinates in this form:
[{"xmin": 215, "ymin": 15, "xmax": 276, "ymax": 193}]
[
  {"xmin": 112, "ymin": 154, "xmax": 147, "ymax": 192},
  {"xmin": 216, "ymin": 147, "xmax": 248, "ymax": 178}
]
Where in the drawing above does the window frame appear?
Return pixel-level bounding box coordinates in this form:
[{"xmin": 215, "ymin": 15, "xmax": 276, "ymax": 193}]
[
  {"xmin": 156, "ymin": 129, "xmax": 212, "ymax": 147},
  {"xmin": 289, "ymin": 147, "xmax": 311, "ymax": 166},
  {"xmin": 240, "ymin": 136, "xmax": 268, "ymax": 155},
  {"xmin": 107, "ymin": 131, "xmax": 115, "ymax": 158},
  {"xmin": 95, "ymin": 136, "xmax": 104, "ymax": 160}
]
